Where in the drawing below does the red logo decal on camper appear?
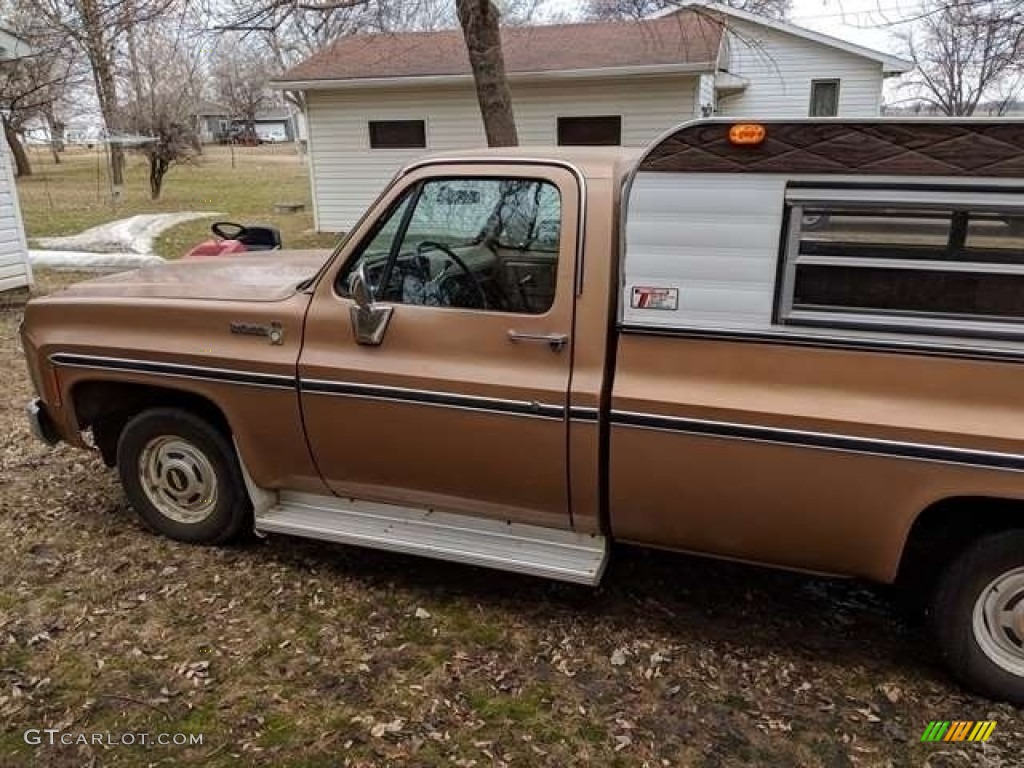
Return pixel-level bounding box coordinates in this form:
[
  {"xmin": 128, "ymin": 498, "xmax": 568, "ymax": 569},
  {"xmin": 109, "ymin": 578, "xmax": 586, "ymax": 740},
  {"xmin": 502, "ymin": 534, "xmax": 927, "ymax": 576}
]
[{"xmin": 631, "ymin": 286, "xmax": 679, "ymax": 311}]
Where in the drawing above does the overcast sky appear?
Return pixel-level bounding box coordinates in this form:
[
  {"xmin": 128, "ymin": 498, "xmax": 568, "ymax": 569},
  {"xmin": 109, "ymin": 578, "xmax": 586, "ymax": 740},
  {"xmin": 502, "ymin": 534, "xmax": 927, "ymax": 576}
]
[
  {"xmin": 552, "ymin": 0, "xmax": 922, "ymax": 59},
  {"xmin": 785, "ymin": 0, "xmax": 919, "ymax": 57}
]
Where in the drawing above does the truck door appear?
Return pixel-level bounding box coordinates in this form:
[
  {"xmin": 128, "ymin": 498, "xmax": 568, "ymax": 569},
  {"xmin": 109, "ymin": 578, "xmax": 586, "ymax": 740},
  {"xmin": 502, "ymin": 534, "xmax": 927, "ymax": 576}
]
[{"xmin": 298, "ymin": 163, "xmax": 581, "ymax": 531}]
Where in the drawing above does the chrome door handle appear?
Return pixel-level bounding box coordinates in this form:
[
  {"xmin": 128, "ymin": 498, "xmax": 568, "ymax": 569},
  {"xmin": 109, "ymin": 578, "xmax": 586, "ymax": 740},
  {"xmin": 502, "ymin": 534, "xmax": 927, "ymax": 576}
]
[{"xmin": 507, "ymin": 330, "xmax": 569, "ymax": 352}]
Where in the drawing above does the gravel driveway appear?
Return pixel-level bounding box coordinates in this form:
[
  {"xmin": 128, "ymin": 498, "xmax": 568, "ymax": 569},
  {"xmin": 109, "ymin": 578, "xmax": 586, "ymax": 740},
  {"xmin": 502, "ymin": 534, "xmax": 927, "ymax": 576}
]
[{"xmin": 1, "ymin": 272, "xmax": 1020, "ymax": 767}]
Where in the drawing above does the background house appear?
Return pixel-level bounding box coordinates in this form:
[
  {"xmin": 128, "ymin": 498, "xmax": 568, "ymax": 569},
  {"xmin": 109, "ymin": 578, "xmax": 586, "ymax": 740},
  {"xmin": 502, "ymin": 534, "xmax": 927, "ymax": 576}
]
[
  {"xmin": 193, "ymin": 100, "xmax": 297, "ymax": 144},
  {"xmin": 193, "ymin": 100, "xmax": 231, "ymax": 144},
  {"xmin": 273, "ymin": 3, "xmax": 911, "ymax": 232},
  {"xmin": 250, "ymin": 107, "xmax": 296, "ymax": 143}
]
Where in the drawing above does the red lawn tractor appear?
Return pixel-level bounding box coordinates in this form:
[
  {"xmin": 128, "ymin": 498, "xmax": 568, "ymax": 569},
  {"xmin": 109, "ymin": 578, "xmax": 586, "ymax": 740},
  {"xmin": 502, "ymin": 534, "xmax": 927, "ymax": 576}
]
[{"xmin": 184, "ymin": 222, "xmax": 282, "ymax": 259}]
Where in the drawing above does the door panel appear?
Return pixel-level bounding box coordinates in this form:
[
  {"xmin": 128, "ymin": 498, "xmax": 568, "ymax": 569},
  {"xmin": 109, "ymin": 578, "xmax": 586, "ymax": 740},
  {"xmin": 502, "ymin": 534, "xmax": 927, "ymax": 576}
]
[{"xmin": 299, "ymin": 164, "xmax": 581, "ymax": 530}]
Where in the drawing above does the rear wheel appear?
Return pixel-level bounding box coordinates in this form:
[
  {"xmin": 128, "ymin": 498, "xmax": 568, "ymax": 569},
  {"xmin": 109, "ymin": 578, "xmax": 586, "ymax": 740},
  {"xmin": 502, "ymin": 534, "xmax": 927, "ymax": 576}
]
[
  {"xmin": 116, "ymin": 408, "xmax": 250, "ymax": 544},
  {"xmin": 931, "ymin": 531, "xmax": 1024, "ymax": 705}
]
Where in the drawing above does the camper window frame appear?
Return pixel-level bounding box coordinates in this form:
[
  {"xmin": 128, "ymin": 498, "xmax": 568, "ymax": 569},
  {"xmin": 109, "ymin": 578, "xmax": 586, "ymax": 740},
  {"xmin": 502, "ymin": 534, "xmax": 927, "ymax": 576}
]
[{"xmin": 777, "ymin": 187, "xmax": 1024, "ymax": 342}]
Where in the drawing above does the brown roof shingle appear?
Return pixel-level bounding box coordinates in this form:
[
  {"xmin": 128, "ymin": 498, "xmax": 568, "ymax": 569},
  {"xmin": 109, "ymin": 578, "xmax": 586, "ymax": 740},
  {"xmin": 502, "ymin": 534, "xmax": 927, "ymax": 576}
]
[{"xmin": 275, "ymin": 11, "xmax": 724, "ymax": 84}]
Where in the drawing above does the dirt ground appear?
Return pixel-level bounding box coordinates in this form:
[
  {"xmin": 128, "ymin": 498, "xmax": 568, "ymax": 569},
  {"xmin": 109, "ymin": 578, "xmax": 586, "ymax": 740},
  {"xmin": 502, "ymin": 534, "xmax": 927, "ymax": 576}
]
[{"xmin": 1, "ymin": 272, "xmax": 1021, "ymax": 767}]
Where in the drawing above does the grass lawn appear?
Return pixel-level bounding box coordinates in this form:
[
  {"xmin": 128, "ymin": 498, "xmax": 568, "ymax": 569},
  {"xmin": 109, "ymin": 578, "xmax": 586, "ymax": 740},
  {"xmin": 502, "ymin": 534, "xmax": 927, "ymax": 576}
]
[{"xmin": 15, "ymin": 144, "xmax": 339, "ymax": 259}]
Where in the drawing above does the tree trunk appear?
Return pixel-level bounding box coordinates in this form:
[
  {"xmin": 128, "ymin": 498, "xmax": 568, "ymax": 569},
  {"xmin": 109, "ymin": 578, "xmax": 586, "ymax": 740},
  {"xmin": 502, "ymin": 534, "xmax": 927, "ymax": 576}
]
[
  {"xmin": 109, "ymin": 143, "xmax": 125, "ymax": 185},
  {"xmin": 89, "ymin": 61, "xmax": 125, "ymax": 184},
  {"xmin": 149, "ymin": 154, "xmax": 169, "ymax": 200},
  {"xmin": 81, "ymin": 0, "xmax": 124, "ymax": 185},
  {"xmin": 4, "ymin": 118, "xmax": 31, "ymax": 177},
  {"xmin": 45, "ymin": 110, "xmax": 64, "ymax": 165},
  {"xmin": 457, "ymin": 0, "xmax": 518, "ymax": 147}
]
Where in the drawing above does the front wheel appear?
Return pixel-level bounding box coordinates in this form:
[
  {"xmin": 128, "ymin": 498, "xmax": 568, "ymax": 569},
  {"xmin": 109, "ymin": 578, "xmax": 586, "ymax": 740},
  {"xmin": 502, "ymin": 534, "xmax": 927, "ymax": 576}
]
[
  {"xmin": 932, "ymin": 531, "xmax": 1024, "ymax": 705},
  {"xmin": 116, "ymin": 408, "xmax": 251, "ymax": 544}
]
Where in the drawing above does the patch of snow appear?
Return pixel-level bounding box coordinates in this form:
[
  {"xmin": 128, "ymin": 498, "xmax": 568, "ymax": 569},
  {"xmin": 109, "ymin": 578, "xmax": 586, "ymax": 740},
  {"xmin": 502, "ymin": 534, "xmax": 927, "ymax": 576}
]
[
  {"xmin": 29, "ymin": 250, "xmax": 165, "ymax": 271},
  {"xmin": 35, "ymin": 211, "xmax": 222, "ymax": 255}
]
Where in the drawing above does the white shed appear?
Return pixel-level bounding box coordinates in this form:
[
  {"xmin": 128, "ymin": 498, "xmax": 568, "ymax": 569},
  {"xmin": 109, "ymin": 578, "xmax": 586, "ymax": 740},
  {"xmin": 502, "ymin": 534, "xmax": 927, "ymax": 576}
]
[
  {"xmin": 0, "ymin": 26, "xmax": 34, "ymax": 293},
  {"xmin": 273, "ymin": 2, "xmax": 910, "ymax": 233}
]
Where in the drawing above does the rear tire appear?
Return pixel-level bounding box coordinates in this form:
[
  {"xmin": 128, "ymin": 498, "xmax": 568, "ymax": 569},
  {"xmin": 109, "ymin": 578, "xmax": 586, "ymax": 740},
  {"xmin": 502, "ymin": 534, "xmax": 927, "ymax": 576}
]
[
  {"xmin": 931, "ymin": 531, "xmax": 1024, "ymax": 705},
  {"xmin": 116, "ymin": 408, "xmax": 250, "ymax": 544}
]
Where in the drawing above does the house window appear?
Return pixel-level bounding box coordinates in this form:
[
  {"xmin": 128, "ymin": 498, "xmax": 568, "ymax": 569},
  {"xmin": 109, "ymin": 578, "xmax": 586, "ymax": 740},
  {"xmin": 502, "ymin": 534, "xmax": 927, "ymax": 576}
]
[
  {"xmin": 369, "ymin": 120, "xmax": 426, "ymax": 149},
  {"xmin": 809, "ymin": 79, "xmax": 840, "ymax": 117},
  {"xmin": 778, "ymin": 193, "xmax": 1024, "ymax": 340},
  {"xmin": 557, "ymin": 116, "xmax": 622, "ymax": 146}
]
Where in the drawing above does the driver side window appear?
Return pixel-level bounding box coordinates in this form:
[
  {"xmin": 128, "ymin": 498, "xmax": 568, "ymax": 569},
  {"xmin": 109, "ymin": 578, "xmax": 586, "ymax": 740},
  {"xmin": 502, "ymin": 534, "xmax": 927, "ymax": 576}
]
[{"xmin": 341, "ymin": 176, "xmax": 562, "ymax": 315}]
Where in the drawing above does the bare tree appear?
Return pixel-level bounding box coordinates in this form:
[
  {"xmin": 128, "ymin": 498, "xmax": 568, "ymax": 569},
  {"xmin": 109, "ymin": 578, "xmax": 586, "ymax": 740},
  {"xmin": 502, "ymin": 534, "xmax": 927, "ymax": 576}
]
[
  {"xmin": 0, "ymin": 4, "xmax": 80, "ymax": 176},
  {"xmin": 584, "ymin": 0, "xmax": 790, "ymax": 21},
  {"xmin": 219, "ymin": 0, "xmax": 382, "ymax": 72},
  {"xmin": 26, "ymin": 0, "xmax": 176, "ymax": 184},
  {"xmin": 123, "ymin": 4, "xmax": 202, "ymax": 198},
  {"xmin": 216, "ymin": 0, "xmax": 383, "ymax": 117},
  {"xmin": 900, "ymin": 0, "xmax": 1024, "ymax": 115},
  {"xmin": 211, "ymin": 39, "xmax": 275, "ymax": 139}
]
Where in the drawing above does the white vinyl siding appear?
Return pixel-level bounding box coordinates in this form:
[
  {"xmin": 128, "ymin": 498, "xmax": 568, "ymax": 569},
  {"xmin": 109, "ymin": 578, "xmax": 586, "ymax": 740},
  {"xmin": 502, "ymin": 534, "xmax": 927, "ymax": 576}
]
[
  {"xmin": 0, "ymin": 129, "xmax": 31, "ymax": 293},
  {"xmin": 717, "ymin": 20, "xmax": 884, "ymax": 118},
  {"xmin": 306, "ymin": 76, "xmax": 696, "ymax": 231}
]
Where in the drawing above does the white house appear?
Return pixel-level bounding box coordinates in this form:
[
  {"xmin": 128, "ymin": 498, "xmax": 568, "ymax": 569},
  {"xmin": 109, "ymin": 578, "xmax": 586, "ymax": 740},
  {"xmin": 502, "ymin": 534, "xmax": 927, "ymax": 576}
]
[
  {"xmin": 272, "ymin": 3, "xmax": 911, "ymax": 232},
  {"xmin": 0, "ymin": 26, "xmax": 35, "ymax": 292}
]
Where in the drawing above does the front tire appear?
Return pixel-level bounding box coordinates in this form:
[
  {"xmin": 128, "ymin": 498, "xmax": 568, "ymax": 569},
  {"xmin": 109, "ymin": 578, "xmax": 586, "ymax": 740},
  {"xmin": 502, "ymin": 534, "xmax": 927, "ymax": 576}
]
[
  {"xmin": 116, "ymin": 408, "xmax": 250, "ymax": 544},
  {"xmin": 932, "ymin": 531, "xmax": 1024, "ymax": 705}
]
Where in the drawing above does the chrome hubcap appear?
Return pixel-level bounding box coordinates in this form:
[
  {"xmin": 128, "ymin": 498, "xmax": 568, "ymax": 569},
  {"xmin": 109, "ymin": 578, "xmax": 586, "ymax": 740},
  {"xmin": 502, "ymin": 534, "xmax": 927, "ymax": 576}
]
[
  {"xmin": 138, "ymin": 436, "xmax": 218, "ymax": 524},
  {"xmin": 973, "ymin": 567, "xmax": 1024, "ymax": 676}
]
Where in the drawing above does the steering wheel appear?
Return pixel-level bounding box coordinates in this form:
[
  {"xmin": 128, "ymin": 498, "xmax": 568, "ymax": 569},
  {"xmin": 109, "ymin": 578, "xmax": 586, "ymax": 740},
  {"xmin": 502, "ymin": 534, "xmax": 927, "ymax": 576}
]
[
  {"xmin": 211, "ymin": 221, "xmax": 248, "ymax": 241},
  {"xmin": 416, "ymin": 241, "xmax": 489, "ymax": 310}
]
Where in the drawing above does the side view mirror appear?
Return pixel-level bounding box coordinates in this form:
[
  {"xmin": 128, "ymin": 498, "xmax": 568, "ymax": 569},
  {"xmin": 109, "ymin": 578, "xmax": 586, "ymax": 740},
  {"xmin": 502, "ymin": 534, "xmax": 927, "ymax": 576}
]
[
  {"xmin": 348, "ymin": 262, "xmax": 393, "ymax": 346},
  {"xmin": 350, "ymin": 261, "xmax": 374, "ymax": 309}
]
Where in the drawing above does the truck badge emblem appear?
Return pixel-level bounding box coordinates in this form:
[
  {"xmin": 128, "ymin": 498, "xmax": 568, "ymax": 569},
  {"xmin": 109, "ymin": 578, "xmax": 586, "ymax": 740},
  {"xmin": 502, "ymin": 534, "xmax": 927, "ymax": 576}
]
[{"xmin": 230, "ymin": 321, "xmax": 284, "ymax": 345}]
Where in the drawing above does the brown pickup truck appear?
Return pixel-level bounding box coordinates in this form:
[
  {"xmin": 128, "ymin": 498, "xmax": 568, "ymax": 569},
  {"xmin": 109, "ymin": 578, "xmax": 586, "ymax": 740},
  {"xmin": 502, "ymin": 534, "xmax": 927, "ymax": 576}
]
[{"xmin": 20, "ymin": 118, "xmax": 1024, "ymax": 704}]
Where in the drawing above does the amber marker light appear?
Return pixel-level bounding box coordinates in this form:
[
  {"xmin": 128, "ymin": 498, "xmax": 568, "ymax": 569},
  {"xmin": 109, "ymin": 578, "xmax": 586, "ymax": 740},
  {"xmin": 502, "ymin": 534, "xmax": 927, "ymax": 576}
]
[{"xmin": 728, "ymin": 123, "xmax": 766, "ymax": 145}]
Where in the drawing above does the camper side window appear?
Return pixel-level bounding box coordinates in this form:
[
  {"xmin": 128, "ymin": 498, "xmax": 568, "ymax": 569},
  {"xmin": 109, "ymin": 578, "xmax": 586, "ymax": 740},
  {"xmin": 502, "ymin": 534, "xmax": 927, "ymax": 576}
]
[{"xmin": 778, "ymin": 195, "xmax": 1024, "ymax": 340}]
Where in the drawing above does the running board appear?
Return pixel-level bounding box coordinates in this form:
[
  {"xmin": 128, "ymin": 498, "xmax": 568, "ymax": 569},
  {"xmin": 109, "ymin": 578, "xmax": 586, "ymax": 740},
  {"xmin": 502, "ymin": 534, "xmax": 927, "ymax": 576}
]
[{"xmin": 254, "ymin": 492, "xmax": 608, "ymax": 586}]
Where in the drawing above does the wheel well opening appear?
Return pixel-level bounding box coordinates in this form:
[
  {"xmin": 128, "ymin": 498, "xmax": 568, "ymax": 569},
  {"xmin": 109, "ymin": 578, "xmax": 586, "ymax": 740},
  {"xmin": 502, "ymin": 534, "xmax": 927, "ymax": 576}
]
[
  {"xmin": 72, "ymin": 381, "xmax": 231, "ymax": 467},
  {"xmin": 897, "ymin": 496, "xmax": 1024, "ymax": 597}
]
